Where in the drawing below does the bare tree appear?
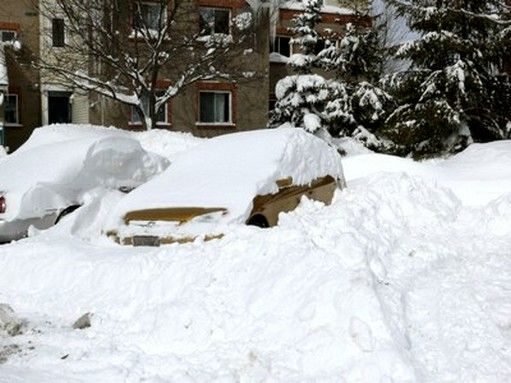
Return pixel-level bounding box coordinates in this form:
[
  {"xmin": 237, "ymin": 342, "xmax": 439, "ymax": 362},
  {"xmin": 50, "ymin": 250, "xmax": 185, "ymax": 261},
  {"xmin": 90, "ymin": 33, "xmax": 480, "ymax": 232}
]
[{"xmin": 35, "ymin": 0, "xmax": 255, "ymax": 129}]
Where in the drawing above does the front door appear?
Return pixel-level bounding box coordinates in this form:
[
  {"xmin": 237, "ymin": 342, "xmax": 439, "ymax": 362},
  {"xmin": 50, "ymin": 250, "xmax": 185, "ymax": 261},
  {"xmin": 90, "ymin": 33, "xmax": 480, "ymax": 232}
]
[{"xmin": 48, "ymin": 92, "xmax": 71, "ymax": 124}]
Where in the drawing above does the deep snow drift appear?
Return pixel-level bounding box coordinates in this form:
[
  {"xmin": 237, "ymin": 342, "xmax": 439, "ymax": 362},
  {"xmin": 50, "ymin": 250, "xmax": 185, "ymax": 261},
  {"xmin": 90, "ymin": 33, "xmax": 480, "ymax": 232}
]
[{"xmin": 0, "ymin": 134, "xmax": 510, "ymax": 382}]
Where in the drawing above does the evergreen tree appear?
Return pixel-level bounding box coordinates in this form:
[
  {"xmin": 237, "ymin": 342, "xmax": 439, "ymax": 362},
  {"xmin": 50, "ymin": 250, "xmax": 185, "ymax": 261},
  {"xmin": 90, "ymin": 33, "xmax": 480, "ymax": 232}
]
[
  {"xmin": 386, "ymin": 0, "xmax": 511, "ymax": 157},
  {"xmin": 269, "ymin": 0, "xmax": 341, "ymax": 140},
  {"xmin": 270, "ymin": 1, "xmax": 394, "ymax": 152},
  {"xmin": 288, "ymin": 0, "xmax": 324, "ymax": 74},
  {"xmin": 319, "ymin": 22, "xmax": 394, "ymax": 149}
]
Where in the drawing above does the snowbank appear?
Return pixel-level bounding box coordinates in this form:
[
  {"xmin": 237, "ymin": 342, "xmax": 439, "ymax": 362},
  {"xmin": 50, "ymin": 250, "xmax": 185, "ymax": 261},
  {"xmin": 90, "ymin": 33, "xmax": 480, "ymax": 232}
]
[
  {"xmin": 15, "ymin": 124, "xmax": 204, "ymax": 162},
  {"xmin": 0, "ymin": 139, "xmax": 510, "ymax": 381},
  {"xmin": 0, "ymin": 135, "xmax": 167, "ymax": 221},
  {"xmin": 0, "ymin": 170, "xmax": 510, "ymax": 381},
  {"xmin": 344, "ymin": 140, "xmax": 511, "ymax": 206}
]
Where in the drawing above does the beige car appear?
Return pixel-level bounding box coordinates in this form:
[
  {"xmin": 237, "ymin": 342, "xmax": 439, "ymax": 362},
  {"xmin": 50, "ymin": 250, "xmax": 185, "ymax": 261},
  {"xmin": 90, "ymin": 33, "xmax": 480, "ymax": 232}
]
[{"xmin": 105, "ymin": 128, "xmax": 346, "ymax": 246}]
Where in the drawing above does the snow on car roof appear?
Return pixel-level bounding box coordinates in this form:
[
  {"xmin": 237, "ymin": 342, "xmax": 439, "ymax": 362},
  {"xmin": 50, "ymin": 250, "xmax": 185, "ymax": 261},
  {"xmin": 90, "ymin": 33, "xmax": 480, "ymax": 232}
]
[
  {"xmin": 108, "ymin": 127, "xmax": 345, "ymax": 226},
  {"xmin": 0, "ymin": 135, "xmax": 167, "ymax": 221}
]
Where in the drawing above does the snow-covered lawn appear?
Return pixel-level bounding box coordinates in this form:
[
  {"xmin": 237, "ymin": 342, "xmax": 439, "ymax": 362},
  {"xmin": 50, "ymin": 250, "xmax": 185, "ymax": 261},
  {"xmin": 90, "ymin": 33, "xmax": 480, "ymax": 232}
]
[{"xmin": 0, "ymin": 136, "xmax": 510, "ymax": 382}]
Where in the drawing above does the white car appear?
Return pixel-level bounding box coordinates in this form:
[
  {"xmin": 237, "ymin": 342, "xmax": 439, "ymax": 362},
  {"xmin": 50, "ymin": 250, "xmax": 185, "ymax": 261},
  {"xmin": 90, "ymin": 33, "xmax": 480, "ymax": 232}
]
[
  {"xmin": 105, "ymin": 127, "xmax": 346, "ymax": 246},
  {"xmin": 0, "ymin": 127, "xmax": 168, "ymax": 242}
]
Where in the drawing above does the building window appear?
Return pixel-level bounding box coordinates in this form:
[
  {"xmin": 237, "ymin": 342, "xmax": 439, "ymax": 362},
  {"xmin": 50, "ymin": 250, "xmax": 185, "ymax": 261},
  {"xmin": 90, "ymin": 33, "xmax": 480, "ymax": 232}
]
[
  {"xmin": 270, "ymin": 36, "xmax": 291, "ymax": 57},
  {"xmin": 0, "ymin": 30, "xmax": 16, "ymax": 42},
  {"xmin": 4, "ymin": 94, "xmax": 19, "ymax": 124},
  {"xmin": 134, "ymin": 2, "xmax": 166, "ymax": 30},
  {"xmin": 52, "ymin": 18, "xmax": 65, "ymax": 47},
  {"xmin": 199, "ymin": 7, "xmax": 230, "ymax": 35},
  {"xmin": 131, "ymin": 92, "xmax": 168, "ymax": 124},
  {"xmin": 199, "ymin": 91, "xmax": 231, "ymax": 123}
]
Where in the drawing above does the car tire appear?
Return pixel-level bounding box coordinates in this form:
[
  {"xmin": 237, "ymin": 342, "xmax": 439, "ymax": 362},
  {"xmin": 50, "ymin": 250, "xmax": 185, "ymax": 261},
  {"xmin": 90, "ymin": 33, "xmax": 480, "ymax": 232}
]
[
  {"xmin": 55, "ymin": 205, "xmax": 81, "ymax": 224},
  {"xmin": 246, "ymin": 214, "xmax": 269, "ymax": 228}
]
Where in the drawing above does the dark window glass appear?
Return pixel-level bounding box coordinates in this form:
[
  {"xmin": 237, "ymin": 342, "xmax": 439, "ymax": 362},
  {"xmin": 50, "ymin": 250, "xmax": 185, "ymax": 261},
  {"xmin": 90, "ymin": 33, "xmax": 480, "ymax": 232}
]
[
  {"xmin": 270, "ymin": 36, "xmax": 291, "ymax": 57},
  {"xmin": 132, "ymin": 92, "xmax": 167, "ymax": 123},
  {"xmin": 199, "ymin": 92, "xmax": 230, "ymax": 123},
  {"xmin": 52, "ymin": 18, "xmax": 65, "ymax": 47},
  {"xmin": 5, "ymin": 94, "xmax": 18, "ymax": 124},
  {"xmin": 1, "ymin": 31, "xmax": 16, "ymax": 42},
  {"xmin": 269, "ymin": 99, "xmax": 276, "ymax": 112},
  {"xmin": 135, "ymin": 3, "xmax": 165, "ymax": 30},
  {"xmin": 314, "ymin": 39, "xmax": 325, "ymax": 55},
  {"xmin": 199, "ymin": 8, "xmax": 230, "ymax": 35}
]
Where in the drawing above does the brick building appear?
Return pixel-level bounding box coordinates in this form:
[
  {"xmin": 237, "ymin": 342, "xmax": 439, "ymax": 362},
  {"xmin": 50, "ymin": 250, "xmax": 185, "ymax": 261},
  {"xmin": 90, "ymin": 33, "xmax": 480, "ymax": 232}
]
[{"xmin": 0, "ymin": 0, "xmax": 369, "ymax": 151}]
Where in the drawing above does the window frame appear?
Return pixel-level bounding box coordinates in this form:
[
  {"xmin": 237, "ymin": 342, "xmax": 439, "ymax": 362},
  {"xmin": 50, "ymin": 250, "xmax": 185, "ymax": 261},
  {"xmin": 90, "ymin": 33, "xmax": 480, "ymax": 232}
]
[
  {"xmin": 198, "ymin": 90, "xmax": 232, "ymax": 124},
  {"xmin": 4, "ymin": 93, "xmax": 19, "ymax": 126},
  {"xmin": 199, "ymin": 6, "xmax": 231, "ymax": 36}
]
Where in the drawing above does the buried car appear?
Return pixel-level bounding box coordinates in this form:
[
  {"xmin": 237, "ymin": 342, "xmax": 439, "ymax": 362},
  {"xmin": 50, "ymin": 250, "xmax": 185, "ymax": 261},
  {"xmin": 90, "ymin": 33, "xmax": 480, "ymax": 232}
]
[
  {"xmin": 105, "ymin": 127, "xmax": 346, "ymax": 246},
  {"xmin": 0, "ymin": 130, "xmax": 168, "ymax": 243}
]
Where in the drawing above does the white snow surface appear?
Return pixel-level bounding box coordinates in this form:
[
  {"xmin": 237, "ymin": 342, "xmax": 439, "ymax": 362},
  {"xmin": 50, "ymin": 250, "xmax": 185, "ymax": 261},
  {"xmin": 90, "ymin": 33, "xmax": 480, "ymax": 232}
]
[
  {"xmin": 280, "ymin": 1, "xmax": 355, "ymax": 15},
  {"xmin": 0, "ymin": 124, "xmax": 203, "ymax": 222},
  {"xmin": 0, "ymin": 136, "xmax": 166, "ymax": 221},
  {"xmin": 1, "ymin": 138, "xmax": 511, "ymax": 382},
  {"xmin": 14, "ymin": 124, "xmax": 204, "ymax": 162},
  {"xmin": 106, "ymin": 127, "xmax": 346, "ymax": 230}
]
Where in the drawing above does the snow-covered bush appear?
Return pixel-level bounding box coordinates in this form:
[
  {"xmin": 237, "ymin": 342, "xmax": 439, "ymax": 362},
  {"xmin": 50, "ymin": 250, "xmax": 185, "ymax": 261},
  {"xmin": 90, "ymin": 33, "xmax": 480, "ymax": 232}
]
[{"xmin": 270, "ymin": 11, "xmax": 395, "ymax": 153}]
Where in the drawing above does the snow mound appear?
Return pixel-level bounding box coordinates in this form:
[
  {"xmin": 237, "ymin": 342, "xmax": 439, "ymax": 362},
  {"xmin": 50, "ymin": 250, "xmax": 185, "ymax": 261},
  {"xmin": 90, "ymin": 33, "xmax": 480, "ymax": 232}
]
[
  {"xmin": 14, "ymin": 124, "xmax": 204, "ymax": 162},
  {"xmin": 130, "ymin": 128, "xmax": 204, "ymax": 161},
  {"xmin": 344, "ymin": 140, "xmax": 511, "ymax": 206},
  {"xmin": 1, "ymin": 172, "xmax": 510, "ymax": 381},
  {"xmin": 0, "ymin": 135, "xmax": 167, "ymax": 221},
  {"xmin": 13, "ymin": 124, "xmax": 129, "ymax": 154}
]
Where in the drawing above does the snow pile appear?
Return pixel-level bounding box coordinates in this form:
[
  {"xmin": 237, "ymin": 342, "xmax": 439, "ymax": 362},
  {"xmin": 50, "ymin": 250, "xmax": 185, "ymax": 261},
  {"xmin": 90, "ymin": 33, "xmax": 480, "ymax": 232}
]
[
  {"xmin": 130, "ymin": 129, "xmax": 204, "ymax": 162},
  {"xmin": 0, "ymin": 140, "xmax": 510, "ymax": 381},
  {"xmin": 16, "ymin": 124, "xmax": 204, "ymax": 162},
  {"xmin": 106, "ymin": 128, "xmax": 345, "ymax": 230},
  {"xmin": 344, "ymin": 140, "xmax": 511, "ymax": 206}
]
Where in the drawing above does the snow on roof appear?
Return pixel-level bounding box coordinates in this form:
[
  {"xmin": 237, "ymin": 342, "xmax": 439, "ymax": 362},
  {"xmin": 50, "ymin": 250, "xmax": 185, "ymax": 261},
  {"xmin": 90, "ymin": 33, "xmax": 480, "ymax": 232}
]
[
  {"xmin": 108, "ymin": 127, "xmax": 345, "ymax": 226},
  {"xmin": 279, "ymin": 1, "xmax": 356, "ymax": 15},
  {"xmin": 269, "ymin": 52, "xmax": 290, "ymax": 64},
  {"xmin": 0, "ymin": 44, "xmax": 8, "ymax": 88}
]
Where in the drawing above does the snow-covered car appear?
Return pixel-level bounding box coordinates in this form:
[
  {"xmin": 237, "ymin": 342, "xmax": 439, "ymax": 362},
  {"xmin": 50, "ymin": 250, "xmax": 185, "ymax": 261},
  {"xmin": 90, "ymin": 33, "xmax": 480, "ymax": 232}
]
[
  {"xmin": 0, "ymin": 131, "xmax": 168, "ymax": 243},
  {"xmin": 105, "ymin": 127, "xmax": 346, "ymax": 246}
]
